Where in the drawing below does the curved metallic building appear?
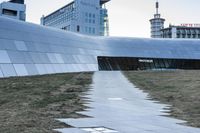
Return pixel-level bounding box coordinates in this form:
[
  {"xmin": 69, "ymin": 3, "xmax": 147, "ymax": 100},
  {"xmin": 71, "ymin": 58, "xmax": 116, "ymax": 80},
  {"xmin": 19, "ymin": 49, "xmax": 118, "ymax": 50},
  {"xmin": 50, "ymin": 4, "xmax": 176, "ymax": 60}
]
[{"xmin": 1, "ymin": 16, "xmax": 200, "ymax": 77}]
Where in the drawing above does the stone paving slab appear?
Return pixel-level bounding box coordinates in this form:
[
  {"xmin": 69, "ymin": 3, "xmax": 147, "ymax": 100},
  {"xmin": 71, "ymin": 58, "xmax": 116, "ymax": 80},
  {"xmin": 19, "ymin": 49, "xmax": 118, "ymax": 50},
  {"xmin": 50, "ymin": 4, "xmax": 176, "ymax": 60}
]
[
  {"xmin": 55, "ymin": 71, "xmax": 200, "ymax": 133},
  {"xmin": 54, "ymin": 128, "xmax": 88, "ymax": 133}
]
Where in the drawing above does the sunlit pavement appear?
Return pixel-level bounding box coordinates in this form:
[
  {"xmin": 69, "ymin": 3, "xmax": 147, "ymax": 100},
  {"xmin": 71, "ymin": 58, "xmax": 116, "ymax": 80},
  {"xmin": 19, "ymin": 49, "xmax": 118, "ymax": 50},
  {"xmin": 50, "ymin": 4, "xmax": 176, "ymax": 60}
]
[{"xmin": 55, "ymin": 71, "xmax": 200, "ymax": 133}]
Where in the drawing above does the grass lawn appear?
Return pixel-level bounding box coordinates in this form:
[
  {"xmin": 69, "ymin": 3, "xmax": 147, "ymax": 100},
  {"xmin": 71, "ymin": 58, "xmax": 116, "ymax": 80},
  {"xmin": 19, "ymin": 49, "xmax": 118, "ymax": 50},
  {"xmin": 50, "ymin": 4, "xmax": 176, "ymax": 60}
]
[
  {"xmin": 0, "ymin": 72, "xmax": 93, "ymax": 133},
  {"xmin": 124, "ymin": 70, "xmax": 200, "ymax": 128}
]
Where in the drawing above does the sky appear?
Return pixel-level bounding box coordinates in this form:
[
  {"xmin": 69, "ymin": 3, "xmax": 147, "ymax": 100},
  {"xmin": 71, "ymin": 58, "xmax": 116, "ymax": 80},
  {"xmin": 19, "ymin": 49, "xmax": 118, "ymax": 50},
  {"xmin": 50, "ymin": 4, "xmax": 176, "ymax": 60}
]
[{"xmin": 1, "ymin": 0, "xmax": 200, "ymax": 38}]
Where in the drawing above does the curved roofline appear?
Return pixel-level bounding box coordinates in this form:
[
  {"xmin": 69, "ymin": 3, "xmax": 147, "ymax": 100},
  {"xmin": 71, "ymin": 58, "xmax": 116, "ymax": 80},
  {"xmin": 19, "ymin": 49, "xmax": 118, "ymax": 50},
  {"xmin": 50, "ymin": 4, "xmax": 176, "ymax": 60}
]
[
  {"xmin": 100, "ymin": 0, "xmax": 111, "ymax": 5},
  {"xmin": 1, "ymin": 16, "xmax": 200, "ymax": 77}
]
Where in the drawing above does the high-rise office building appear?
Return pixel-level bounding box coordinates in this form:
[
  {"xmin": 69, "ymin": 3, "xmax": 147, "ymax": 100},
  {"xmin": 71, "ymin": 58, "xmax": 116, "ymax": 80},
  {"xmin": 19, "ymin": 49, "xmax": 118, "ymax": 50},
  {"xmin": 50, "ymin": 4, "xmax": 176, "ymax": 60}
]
[
  {"xmin": 41, "ymin": 0, "xmax": 110, "ymax": 36},
  {"xmin": 0, "ymin": 0, "xmax": 26, "ymax": 21}
]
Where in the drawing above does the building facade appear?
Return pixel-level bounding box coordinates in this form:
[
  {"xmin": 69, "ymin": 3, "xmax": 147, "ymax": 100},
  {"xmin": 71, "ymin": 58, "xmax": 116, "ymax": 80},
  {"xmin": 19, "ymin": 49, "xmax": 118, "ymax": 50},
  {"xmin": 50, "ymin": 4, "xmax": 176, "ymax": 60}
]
[
  {"xmin": 161, "ymin": 25, "xmax": 200, "ymax": 39},
  {"xmin": 41, "ymin": 0, "xmax": 110, "ymax": 36},
  {"xmin": 150, "ymin": 2, "xmax": 200, "ymax": 39},
  {"xmin": 149, "ymin": 2, "xmax": 165, "ymax": 38},
  {"xmin": 2, "ymin": 16, "xmax": 200, "ymax": 78},
  {"xmin": 0, "ymin": 0, "xmax": 26, "ymax": 21}
]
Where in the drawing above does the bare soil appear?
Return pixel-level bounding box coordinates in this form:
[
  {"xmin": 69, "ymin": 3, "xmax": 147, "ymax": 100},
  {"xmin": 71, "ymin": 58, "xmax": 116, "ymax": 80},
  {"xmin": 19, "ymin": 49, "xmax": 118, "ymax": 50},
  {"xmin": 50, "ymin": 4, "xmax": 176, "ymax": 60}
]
[
  {"xmin": 124, "ymin": 70, "xmax": 200, "ymax": 128},
  {"xmin": 0, "ymin": 72, "xmax": 93, "ymax": 133}
]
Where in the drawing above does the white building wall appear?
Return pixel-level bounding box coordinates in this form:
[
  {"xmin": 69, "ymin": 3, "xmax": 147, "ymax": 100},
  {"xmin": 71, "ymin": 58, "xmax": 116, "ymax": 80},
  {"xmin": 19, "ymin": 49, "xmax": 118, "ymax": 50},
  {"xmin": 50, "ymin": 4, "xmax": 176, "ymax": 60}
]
[
  {"xmin": 171, "ymin": 27, "xmax": 177, "ymax": 38},
  {"xmin": 161, "ymin": 27, "xmax": 200, "ymax": 39},
  {"xmin": 0, "ymin": 1, "xmax": 26, "ymax": 21}
]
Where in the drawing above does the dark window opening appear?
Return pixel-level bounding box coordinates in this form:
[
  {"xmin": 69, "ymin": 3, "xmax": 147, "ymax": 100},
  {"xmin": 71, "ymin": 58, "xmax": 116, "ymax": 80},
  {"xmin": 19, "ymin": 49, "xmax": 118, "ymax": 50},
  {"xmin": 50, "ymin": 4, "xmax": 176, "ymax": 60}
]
[
  {"xmin": 77, "ymin": 25, "xmax": 80, "ymax": 32},
  {"xmin": 2, "ymin": 9, "xmax": 17, "ymax": 16},
  {"xmin": 97, "ymin": 56, "xmax": 200, "ymax": 71}
]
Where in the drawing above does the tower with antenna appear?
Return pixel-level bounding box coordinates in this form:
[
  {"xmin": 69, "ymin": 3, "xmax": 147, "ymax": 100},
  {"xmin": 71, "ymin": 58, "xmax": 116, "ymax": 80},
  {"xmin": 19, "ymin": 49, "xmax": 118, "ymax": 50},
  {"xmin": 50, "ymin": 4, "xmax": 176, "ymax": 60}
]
[{"xmin": 149, "ymin": 1, "xmax": 165, "ymax": 38}]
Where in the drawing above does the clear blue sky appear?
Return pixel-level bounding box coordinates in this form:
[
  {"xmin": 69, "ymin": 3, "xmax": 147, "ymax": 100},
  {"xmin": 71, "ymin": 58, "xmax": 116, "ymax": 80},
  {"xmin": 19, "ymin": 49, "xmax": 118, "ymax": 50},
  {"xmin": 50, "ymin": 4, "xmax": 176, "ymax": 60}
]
[{"xmin": 2, "ymin": 0, "xmax": 200, "ymax": 38}]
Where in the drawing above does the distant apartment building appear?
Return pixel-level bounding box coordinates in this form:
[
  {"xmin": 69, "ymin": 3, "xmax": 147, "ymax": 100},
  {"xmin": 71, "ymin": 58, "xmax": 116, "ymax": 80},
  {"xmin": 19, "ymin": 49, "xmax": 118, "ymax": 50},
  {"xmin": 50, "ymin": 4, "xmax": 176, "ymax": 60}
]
[
  {"xmin": 150, "ymin": 2, "xmax": 200, "ymax": 39},
  {"xmin": 0, "ymin": 0, "xmax": 26, "ymax": 21},
  {"xmin": 161, "ymin": 24, "xmax": 200, "ymax": 39},
  {"xmin": 41, "ymin": 0, "xmax": 110, "ymax": 36}
]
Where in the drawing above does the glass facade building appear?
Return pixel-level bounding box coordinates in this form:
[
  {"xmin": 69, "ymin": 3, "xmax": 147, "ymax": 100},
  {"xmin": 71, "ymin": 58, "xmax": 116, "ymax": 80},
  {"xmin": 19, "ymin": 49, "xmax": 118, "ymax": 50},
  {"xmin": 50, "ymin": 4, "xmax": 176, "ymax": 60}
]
[
  {"xmin": 41, "ymin": 0, "xmax": 110, "ymax": 36},
  {"xmin": 1, "ymin": 16, "xmax": 200, "ymax": 78}
]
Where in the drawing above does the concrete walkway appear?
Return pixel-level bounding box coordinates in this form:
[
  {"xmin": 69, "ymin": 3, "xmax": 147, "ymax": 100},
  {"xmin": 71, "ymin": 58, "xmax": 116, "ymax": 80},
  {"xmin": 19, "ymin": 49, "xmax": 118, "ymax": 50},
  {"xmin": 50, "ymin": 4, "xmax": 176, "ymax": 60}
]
[{"xmin": 55, "ymin": 71, "xmax": 200, "ymax": 133}]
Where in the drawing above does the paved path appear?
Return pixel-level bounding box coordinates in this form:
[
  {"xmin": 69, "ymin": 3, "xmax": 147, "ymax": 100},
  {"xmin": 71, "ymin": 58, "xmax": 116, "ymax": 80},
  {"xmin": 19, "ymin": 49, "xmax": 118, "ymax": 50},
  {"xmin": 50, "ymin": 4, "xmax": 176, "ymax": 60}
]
[{"xmin": 55, "ymin": 71, "xmax": 200, "ymax": 133}]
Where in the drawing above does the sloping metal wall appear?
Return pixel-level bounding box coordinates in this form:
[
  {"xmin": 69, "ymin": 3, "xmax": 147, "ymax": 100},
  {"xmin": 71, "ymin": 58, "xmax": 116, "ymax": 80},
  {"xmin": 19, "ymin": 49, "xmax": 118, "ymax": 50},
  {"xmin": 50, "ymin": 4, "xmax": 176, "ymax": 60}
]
[{"xmin": 1, "ymin": 16, "xmax": 200, "ymax": 77}]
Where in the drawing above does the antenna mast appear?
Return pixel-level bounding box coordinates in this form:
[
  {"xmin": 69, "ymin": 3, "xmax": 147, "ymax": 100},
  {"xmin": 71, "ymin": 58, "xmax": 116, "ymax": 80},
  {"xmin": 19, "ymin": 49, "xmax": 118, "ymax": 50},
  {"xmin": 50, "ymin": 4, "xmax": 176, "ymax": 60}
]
[{"xmin": 156, "ymin": 1, "xmax": 159, "ymax": 14}]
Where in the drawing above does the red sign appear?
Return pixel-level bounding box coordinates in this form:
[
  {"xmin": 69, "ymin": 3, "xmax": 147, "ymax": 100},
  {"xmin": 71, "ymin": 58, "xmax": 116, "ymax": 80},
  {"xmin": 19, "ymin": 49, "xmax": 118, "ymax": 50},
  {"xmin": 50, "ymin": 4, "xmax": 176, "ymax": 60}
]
[{"xmin": 181, "ymin": 24, "xmax": 200, "ymax": 27}]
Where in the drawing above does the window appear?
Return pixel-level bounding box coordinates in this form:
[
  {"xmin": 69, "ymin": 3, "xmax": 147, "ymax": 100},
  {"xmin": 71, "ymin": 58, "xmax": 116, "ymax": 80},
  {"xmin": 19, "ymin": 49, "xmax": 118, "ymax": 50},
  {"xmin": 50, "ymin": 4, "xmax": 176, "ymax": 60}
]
[
  {"xmin": 89, "ymin": 19, "xmax": 92, "ymax": 23},
  {"xmin": 77, "ymin": 25, "xmax": 80, "ymax": 32},
  {"xmin": 89, "ymin": 13, "xmax": 92, "ymax": 18},
  {"xmin": 2, "ymin": 9, "xmax": 17, "ymax": 16},
  {"xmin": 89, "ymin": 27, "xmax": 92, "ymax": 33},
  {"xmin": 85, "ymin": 27, "xmax": 88, "ymax": 32},
  {"xmin": 92, "ymin": 28, "xmax": 95, "ymax": 34}
]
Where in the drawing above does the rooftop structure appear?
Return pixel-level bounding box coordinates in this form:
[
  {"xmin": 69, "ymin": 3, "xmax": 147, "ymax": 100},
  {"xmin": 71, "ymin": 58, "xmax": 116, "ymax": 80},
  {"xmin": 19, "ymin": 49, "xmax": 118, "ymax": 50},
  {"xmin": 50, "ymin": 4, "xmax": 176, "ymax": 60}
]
[
  {"xmin": 41, "ymin": 0, "xmax": 110, "ymax": 36},
  {"xmin": 150, "ymin": 1, "xmax": 165, "ymax": 38},
  {"xmin": 0, "ymin": 0, "xmax": 26, "ymax": 21}
]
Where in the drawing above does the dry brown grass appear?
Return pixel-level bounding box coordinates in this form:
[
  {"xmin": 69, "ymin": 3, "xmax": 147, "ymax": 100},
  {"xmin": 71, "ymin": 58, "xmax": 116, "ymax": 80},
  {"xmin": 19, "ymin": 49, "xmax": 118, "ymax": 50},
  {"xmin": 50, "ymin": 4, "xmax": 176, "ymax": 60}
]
[
  {"xmin": 124, "ymin": 70, "xmax": 200, "ymax": 128},
  {"xmin": 0, "ymin": 72, "xmax": 93, "ymax": 133}
]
